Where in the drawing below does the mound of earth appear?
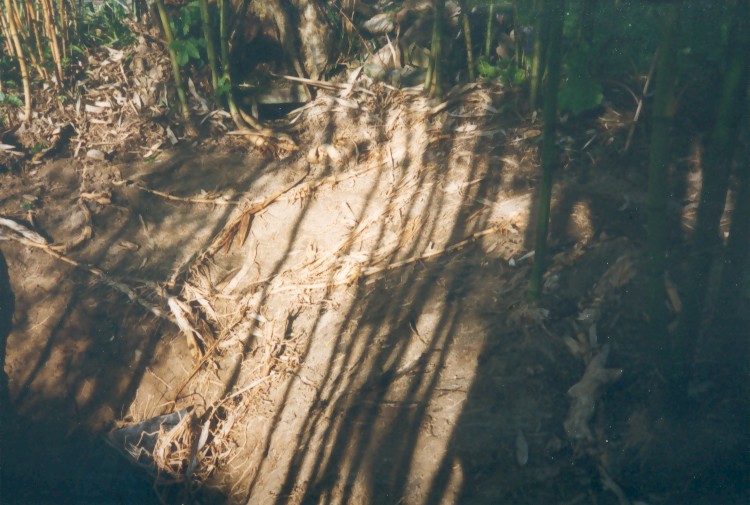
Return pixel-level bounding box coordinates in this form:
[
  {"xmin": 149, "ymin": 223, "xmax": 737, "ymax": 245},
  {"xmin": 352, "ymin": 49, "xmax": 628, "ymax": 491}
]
[{"xmin": 1, "ymin": 72, "xmax": 747, "ymax": 505}]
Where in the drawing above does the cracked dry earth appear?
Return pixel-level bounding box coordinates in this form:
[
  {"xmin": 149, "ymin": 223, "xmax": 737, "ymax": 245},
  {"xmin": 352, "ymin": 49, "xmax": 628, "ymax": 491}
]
[{"xmin": 1, "ymin": 82, "xmax": 680, "ymax": 504}]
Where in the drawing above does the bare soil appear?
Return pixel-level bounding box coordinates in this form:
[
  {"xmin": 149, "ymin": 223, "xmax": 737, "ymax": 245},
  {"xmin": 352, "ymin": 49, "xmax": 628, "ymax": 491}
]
[{"xmin": 1, "ymin": 78, "xmax": 748, "ymax": 505}]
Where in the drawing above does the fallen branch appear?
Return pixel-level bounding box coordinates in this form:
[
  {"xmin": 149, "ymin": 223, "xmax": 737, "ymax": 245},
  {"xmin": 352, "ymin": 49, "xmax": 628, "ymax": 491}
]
[{"xmin": 135, "ymin": 183, "xmax": 241, "ymax": 205}]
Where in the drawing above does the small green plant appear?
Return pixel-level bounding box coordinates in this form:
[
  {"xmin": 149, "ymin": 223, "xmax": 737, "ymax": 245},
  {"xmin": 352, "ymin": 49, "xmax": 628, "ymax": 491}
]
[
  {"xmin": 0, "ymin": 91, "xmax": 23, "ymax": 107},
  {"xmin": 477, "ymin": 56, "xmax": 526, "ymax": 87},
  {"xmin": 168, "ymin": 1, "xmax": 207, "ymax": 67},
  {"xmin": 30, "ymin": 142, "xmax": 47, "ymax": 155},
  {"xmin": 477, "ymin": 56, "xmax": 501, "ymax": 80},
  {"xmin": 216, "ymin": 75, "xmax": 232, "ymax": 100}
]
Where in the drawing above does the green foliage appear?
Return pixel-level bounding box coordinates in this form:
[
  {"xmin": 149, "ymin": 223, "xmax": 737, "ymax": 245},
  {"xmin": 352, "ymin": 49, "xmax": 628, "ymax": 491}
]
[
  {"xmin": 476, "ymin": 56, "xmax": 526, "ymax": 87},
  {"xmin": 169, "ymin": 38, "xmax": 205, "ymax": 66},
  {"xmin": 168, "ymin": 1, "xmax": 209, "ymax": 67},
  {"xmin": 477, "ymin": 56, "xmax": 501, "ymax": 80},
  {"xmin": 216, "ymin": 75, "xmax": 232, "ymax": 99},
  {"xmin": 79, "ymin": 0, "xmax": 136, "ymax": 48},
  {"xmin": 0, "ymin": 91, "xmax": 22, "ymax": 107},
  {"xmin": 558, "ymin": 45, "xmax": 603, "ymax": 115},
  {"xmin": 169, "ymin": 1, "xmax": 203, "ymax": 38},
  {"xmin": 30, "ymin": 142, "xmax": 47, "ymax": 155}
]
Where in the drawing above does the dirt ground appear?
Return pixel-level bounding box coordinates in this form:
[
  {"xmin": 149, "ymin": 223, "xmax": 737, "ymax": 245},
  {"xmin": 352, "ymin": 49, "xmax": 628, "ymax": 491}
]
[{"xmin": 1, "ymin": 77, "xmax": 748, "ymax": 505}]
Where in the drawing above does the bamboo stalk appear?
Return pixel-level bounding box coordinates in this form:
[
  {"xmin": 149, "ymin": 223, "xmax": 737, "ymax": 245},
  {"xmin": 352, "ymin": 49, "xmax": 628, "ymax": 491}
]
[
  {"xmin": 459, "ymin": 0, "xmax": 475, "ymax": 81},
  {"xmin": 41, "ymin": 0, "xmax": 64, "ymax": 83},
  {"xmin": 424, "ymin": 0, "xmax": 445, "ymax": 98},
  {"xmin": 528, "ymin": 0, "xmax": 564, "ymax": 300},
  {"xmin": 646, "ymin": 4, "xmax": 678, "ymax": 342},
  {"xmin": 67, "ymin": 0, "xmax": 77, "ymax": 36},
  {"xmin": 198, "ymin": 0, "xmax": 219, "ymax": 92},
  {"xmin": 529, "ymin": 0, "xmax": 548, "ymax": 110},
  {"xmin": 19, "ymin": 0, "xmax": 48, "ymax": 80},
  {"xmin": 485, "ymin": 0, "xmax": 494, "ymax": 58},
  {"xmin": 0, "ymin": 10, "xmax": 16, "ymax": 58},
  {"xmin": 2, "ymin": 0, "xmax": 31, "ymax": 120},
  {"xmin": 219, "ymin": 0, "xmax": 261, "ymax": 130},
  {"xmin": 59, "ymin": 0, "xmax": 69, "ymax": 59},
  {"xmin": 155, "ymin": 0, "xmax": 194, "ymax": 133}
]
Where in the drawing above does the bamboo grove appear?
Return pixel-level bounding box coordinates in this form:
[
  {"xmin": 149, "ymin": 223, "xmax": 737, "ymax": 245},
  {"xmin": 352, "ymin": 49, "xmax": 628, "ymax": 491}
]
[{"xmin": 0, "ymin": 0, "xmax": 74, "ymax": 120}]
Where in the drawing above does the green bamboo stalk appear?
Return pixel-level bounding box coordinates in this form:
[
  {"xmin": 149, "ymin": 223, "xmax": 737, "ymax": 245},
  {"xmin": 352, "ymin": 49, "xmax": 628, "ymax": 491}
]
[
  {"xmin": 677, "ymin": 0, "xmax": 749, "ymax": 369},
  {"xmin": 424, "ymin": 0, "xmax": 445, "ymax": 98},
  {"xmin": 485, "ymin": 0, "xmax": 494, "ymax": 58},
  {"xmin": 646, "ymin": 4, "xmax": 678, "ymax": 366},
  {"xmin": 155, "ymin": 0, "xmax": 193, "ymax": 131},
  {"xmin": 528, "ymin": 0, "xmax": 564, "ymax": 301},
  {"xmin": 460, "ymin": 0, "xmax": 475, "ymax": 81},
  {"xmin": 529, "ymin": 0, "xmax": 549, "ymax": 110},
  {"xmin": 219, "ymin": 0, "xmax": 261, "ymax": 130},
  {"xmin": 198, "ymin": 0, "xmax": 219, "ymax": 92},
  {"xmin": 717, "ymin": 116, "xmax": 749, "ymax": 314}
]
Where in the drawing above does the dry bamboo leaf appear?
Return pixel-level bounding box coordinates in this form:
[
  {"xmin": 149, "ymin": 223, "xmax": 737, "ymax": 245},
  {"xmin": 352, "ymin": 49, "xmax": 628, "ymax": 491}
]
[
  {"xmin": 221, "ymin": 228, "xmax": 238, "ymax": 255},
  {"xmin": 85, "ymin": 104, "xmax": 105, "ymax": 114},
  {"xmin": 168, "ymin": 297, "xmax": 203, "ymax": 361},
  {"xmin": 166, "ymin": 126, "xmax": 178, "ymax": 145},
  {"xmin": 117, "ymin": 240, "xmax": 140, "ymax": 251},
  {"xmin": 0, "ymin": 217, "xmax": 47, "ymax": 244},
  {"xmin": 86, "ymin": 149, "xmax": 107, "ymax": 160},
  {"xmin": 238, "ymin": 213, "xmax": 253, "ymax": 249}
]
